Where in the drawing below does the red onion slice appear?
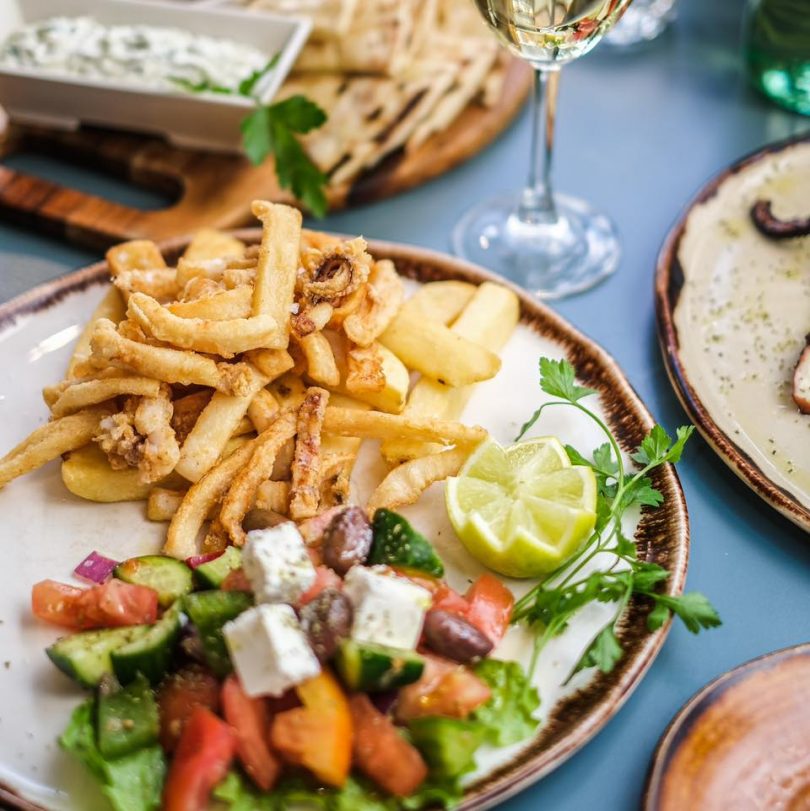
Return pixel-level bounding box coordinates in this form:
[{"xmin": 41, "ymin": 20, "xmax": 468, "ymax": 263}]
[
  {"xmin": 185, "ymin": 551, "xmax": 223, "ymax": 569},
  {"xmin": 73, "ymin": 551, "xmax": 118, "ymax": 584}
]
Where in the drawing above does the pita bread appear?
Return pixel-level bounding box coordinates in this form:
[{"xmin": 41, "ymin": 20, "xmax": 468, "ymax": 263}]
[{"xmin": 243, "ymin": 0, "xmax": 512, "ymax": 187}]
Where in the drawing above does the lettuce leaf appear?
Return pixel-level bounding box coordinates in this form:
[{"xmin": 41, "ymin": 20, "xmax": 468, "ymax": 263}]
[
  {"xmin": 214, "ymin": 770, "xmax": 460, "ymax": 811},
  {"xmin": 471, "ymin": 659, "xmax": 541, "ymax": 746},
  {"xmin": 59, "ymin": 700, "xmax": 165, "ymax": 811}
]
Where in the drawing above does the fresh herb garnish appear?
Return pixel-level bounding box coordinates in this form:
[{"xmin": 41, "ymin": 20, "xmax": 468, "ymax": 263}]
[
  {"xmin": 513, "ymin": 357, "xmax": 721, "ymax": 681},
  {"xmin": 171, "ymin": 55, "xmax": 329, "ymax": 217}
]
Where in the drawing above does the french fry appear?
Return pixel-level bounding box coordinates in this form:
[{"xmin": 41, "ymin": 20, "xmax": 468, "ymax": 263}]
[
  {"xmin": 255, "ymin": 480, "xmax": 290, "ymax": 515},
  {"xmin": 168, "ymin": 286, "xmax": 253, "ymax": 320},
  {"xmin": 299, "ymin": 332, "xmax": 340, "ymax": 387},
  {"xmin": 382, "ymin": 282, "xmax": 520, "ymax": 461},
  {"xmin": 174, "ymin": 366, "xmax": 268, "ymax": 483},
  {"xmin": 291, "ymin": 302, "xmax": 334, "ymax": 339},
  {"xmin": 147, "ymin": 487, "xmax": 186, "ymax": 521},
  {"xmin": 63, "ymin": 445, "xmax": 186, "ymax": 503},
  {"xmin": 164, "ymin": 438, "xmax": 257, "ymax": 559},
  {"xmin": 345, "ymin": 343, "xmax": 385, "ymax": 393},
  {"xmin": 218, "ymin": 410, "xmax": 298, "ymax": 546},
  {"xmin": 322, "ymin": 407, "xmax": 487, "ymax": 447},
  {"xmin": 106, "ymin": 240, "xmax": 166, "ymax": 276},
  {"xmin": 232, "ymin": 416, "xmax": 255, "ymax": 438},
  {"xmin": 247, "ymin": 388, "xmax": 280, "ymax": 433},
  {"xmin": 90, "ymin": 319, "xmax": 253, "ymax": 394},
  {"xmin": 182, "ymin": 228, "xmax": 246, "ymax": 263},
  {"xmin": 244, "ymin": 349, "xmax": 295, "ymax": 381},
  {"xmin": 343, "ymin": 260, "xmax": 404, "ymax": 347},
  {"xmin": 67, "ymin": 286, "xmax": 126, "ymax": 379},
  {"xmin": 404, "ymin": 280, "xmax": 476, "ymax": 325},
  {"xmin": 325, "ymin": 331, "xmax": 409, "ymax": 414},
  {"xmin": 0, "ymin": 406, "xmax": 112, "ymax": 489},
  {"xmin": 366, "ymin": 448, "xmax": 469, "ymax": 514},
  {"xmin": 127, "ymin": 292, "xmax": 283, "ymax": 358},
  {"xmin": 113, "ymin": 268, "xmax": 179, "ymax": 302},
  {"xmin": 379, "ymin": 308, "xmax": 501, "ymax": 386},
  {"xmin": 252, "ymin": 201, "xmax": 302, "ymax": 333},
  {"xmin": 50, "ymin": 376, "xmax": 162, "ymax": 418},
  {"xmin": 289, "ymin": 387, "xmax": 330, "ymax": 521}
]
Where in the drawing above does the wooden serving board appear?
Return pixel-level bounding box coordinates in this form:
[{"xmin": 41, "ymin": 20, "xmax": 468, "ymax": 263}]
[{"xmin": 0, "ymin": 59, "xmax": 531, "ymax": 250}]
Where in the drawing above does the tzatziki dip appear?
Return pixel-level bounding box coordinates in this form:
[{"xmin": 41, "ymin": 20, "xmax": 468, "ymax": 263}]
[{"xmin": 0, "ymin": 16, "xmax": 270, "ymax": 93}]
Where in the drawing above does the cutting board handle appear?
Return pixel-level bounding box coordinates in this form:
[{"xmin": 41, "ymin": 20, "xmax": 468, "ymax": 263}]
[
  {"xmin": 0, "ymin": 164, "xmax": 147, "ymax": 246},
  {"xmin": 0, "ymin": 125, "xmax": 290, "ymax": 250}
]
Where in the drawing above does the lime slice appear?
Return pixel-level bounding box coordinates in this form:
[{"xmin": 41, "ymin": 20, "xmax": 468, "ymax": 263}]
[{"xmin": 446, "ymin": 437, "xmax": 597, "ymax": 578}]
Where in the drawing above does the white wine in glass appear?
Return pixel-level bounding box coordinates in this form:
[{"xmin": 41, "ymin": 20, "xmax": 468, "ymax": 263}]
[{"xmin": 454, "ymin": 0, "xmax": 634, "ymax": 299}]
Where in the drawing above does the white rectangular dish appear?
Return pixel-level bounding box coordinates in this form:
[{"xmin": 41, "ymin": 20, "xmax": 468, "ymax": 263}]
[{"xmin": 0, "ymin": 0, "xmax": 311, "ymax": 152}]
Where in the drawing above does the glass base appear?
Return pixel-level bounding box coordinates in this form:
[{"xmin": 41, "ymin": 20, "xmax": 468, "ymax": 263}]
[{"xmin": 452, "ymin": 191, "xmax": 620, "ymax": 300}]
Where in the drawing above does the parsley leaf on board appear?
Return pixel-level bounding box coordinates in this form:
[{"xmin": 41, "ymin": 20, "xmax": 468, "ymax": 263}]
[
  {"xmin": 512, "ymin": 357, "xmax": 720, "ymax": 683},
  {"xmin": 177, "ymin": 54, "xmax": 329, "ymax": 216}
]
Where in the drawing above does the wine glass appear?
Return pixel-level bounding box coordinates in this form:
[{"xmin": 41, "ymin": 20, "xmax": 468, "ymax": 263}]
[{"xmin": 453, "ymin": 0, "xmax": 634, "ymax": 299}]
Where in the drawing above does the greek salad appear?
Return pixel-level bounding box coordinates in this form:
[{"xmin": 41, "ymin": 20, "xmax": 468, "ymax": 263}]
[{"xmin": 32, "ymin": 507, "xmax": 539, "ymax": 811}]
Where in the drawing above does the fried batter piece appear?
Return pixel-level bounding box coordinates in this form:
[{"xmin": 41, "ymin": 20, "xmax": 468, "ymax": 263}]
[
  {"xmin": 94, "ymin": 384, "xmax": 180, "ymax": 484},
  {"xmin": 299, "ymin": 237, "xmax": 373, "ymax": 307}
]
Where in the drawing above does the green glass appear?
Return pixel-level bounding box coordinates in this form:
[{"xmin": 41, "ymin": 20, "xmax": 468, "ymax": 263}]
[{"xmin": 745, "ymin": 0, "xmax": 810, "ymax": 115}]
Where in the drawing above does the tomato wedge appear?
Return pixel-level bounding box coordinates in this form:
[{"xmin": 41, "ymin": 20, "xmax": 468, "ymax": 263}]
[
  {"xmin": 350, "ymin": 694, "xmax": 427, "ymax": 797},
  {"xmin": 270, "ymin": 670, "xmax": 352, "ymax": 787},
  {"xmin": 221, "ymin": 675, "xmax": 280, "ymax": 791},
  {"xmin": 431, "ymin": 582, "xmax": 471, "ymax": 617},
  {"xmin": 220, "ymin": 568, "xmax": 251, "ymax": 592},
  {"xmin": 31, "ymin": 579, "xmax": 158, "ymax": 630},
  {"xmin": 158, "ymin": 665, "xmax": 221, "ymax": 752},
  {"xmin": 299, "ymin": 566, "xmax": 342, "ymax": 606},
  {"xmin": 465, "ymin": 574, "xmax": 513, "ymax": 644},
  {"xmin": 163, "ymin": 706, "xmax": 236, "ymax": 811},
  {"xmin": 31, "ymin": 580, "xmax": 84, "ymax": 629},
  {"xmin": 396, "ymin": 654, "xmax": 491, "ymax": 722}
]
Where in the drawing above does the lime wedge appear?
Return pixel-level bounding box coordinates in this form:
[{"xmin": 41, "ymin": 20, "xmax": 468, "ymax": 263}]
[{"xmin": 446, "ymin": 437, "xmax": 597, "ymax": 578}]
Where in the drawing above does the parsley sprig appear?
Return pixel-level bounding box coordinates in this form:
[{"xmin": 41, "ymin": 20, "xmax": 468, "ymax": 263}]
[
  {"xmin": 513, "ymin": 358, "xmax": 721, "ymax": 679},
  {"xmin": 171, "ymin": 56, "xmax": 329, "ymax": 217}
]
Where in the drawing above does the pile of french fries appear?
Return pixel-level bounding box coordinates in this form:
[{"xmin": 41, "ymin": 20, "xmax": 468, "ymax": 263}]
[{"xmin": 0, "ymin": 202, "xmax": 520, "ymax": 559}]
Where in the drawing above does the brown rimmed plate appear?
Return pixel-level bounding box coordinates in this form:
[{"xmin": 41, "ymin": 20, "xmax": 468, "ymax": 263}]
[
  {"xmin": 655, "ymin": 133, "xmax": 810, "ymax": 532},
  {"xmin": 0, "ymin": 236, "xmax": 689, "ymax": 810},
  {"xmin": 644, "ymin": 643, "xmax": 810, "ymax": 811}
]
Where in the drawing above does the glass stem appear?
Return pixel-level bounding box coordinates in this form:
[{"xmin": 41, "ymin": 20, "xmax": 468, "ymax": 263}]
[{"xmin": 519, "ymin": 66, "xmax": 561, "ymax": 226}]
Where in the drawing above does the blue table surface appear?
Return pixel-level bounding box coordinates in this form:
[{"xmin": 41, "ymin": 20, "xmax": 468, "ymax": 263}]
[{"xmin": 2, "ymin": 0, "xmax": 810, "ymax": 807}]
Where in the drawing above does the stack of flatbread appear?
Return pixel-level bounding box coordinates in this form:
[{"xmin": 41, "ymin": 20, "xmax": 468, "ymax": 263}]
[{"xmin": 246, "ymin": 0, "xmax": 508, "ymax": 187}]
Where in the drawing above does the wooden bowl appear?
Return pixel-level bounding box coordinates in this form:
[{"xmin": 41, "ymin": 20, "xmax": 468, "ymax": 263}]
[{"xmin": 645, "ymin": 643, "xmax": 810, "ymax": 811}]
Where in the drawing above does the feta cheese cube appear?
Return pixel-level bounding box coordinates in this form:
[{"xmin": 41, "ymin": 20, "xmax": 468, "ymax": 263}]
[
  {"xmin": 343, "ymin": 565, "xmax": 432, "ymax": 651},
  {"xmin": 242, "ymin": 523, "xmax": 316, "ymax": 605},
  {"xmin": 223, "ymin": 603, "xmax": 320, "ymax": 698}
]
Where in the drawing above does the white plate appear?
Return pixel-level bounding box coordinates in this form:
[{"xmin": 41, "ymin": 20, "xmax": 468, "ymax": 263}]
[
  {"xmin": 656, "ymin": 135, "xmax": 810, "ymax": 531},
  {"xmin": 0, "ymin": 237, "xmax": 690, "ymax": 810}
]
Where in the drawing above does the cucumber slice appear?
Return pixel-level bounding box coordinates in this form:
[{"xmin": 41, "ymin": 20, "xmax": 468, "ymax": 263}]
[
  {"xmin": 47, "ymin": 625, "xmax": 149, "ymax": 688},
  {"xmin": 335, "ymin": 640, "xmax": 424, "ymax": 692},
  {"xmin": 114, "ymin": 555, "xmax": 193, "ymax": 607},
  {"xmin": 193, "ymin": 546, "xmax": 242, "ymax": 589},
  {"xmin": 111, "ymin": 602, "xmax": 182, "ymax": 685},
  {"xmin": 97, "ymin": 674, "xmax": 160, "ymax": 759},
  {"xmin": 183, "ymin": 590, "xmax": 252, "ymax": 677},
  {"xmin": 369, "ymin": 509, "xmax": 444, "ymax": 576}
]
